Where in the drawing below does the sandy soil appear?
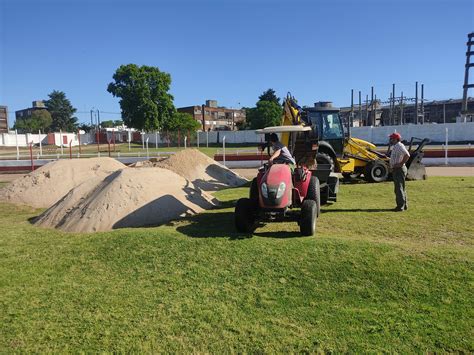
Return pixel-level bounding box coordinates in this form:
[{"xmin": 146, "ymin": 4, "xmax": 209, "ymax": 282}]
[
  {"xmin": 6, "ymin": 149, "xmax": 247, "ymax": 233},
  {"xmin": 35, "ymin": 167, "xmax": 218, "ymax": 233},
  {"xmin": 0, "ymin": 158, "xmax": 126, "ymax": 208}
]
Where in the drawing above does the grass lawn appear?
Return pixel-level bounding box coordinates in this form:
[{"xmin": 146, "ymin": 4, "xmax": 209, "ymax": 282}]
[{"xmin": 0, "ymin": 177, "xmax": 473, "ymax": 352}]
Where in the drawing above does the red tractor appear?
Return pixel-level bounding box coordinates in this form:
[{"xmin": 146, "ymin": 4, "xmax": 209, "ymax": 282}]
[{"xmin": 235, "ymin": 126, "xmax": 338, "ymax": 236}]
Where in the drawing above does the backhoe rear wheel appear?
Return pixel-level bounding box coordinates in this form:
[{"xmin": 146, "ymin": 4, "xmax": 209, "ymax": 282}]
[
  {"xmin": 364, "ymin": 161, "xmax": 389, "ymax": 183},
  {"xmin": 316, "ymin": 152, "xmax": 335, "ymax": 172}
]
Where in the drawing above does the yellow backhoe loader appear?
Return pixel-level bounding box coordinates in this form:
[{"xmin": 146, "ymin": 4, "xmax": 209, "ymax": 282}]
[{"xmin": 279, "ymin": 94, "xmax": 428, "ymax": 182}]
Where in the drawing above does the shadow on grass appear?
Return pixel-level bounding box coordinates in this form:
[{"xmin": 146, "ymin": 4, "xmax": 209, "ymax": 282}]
[
  {"xmin": 175, "ymin": 210, "xmax": 249, "ymax": 239},
  {"xmin": 254, "ymin": 231, "xmax": 303, "ymax": 239},
  {"xmin": 176, "ymin": 208, "xmax": 305, "ymax": 239},
  {"xmin": 322, "ymin": 208, "xmax": 394, "ymax": 213}
]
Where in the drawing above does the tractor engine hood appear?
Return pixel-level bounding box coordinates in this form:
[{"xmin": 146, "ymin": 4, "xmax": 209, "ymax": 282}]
[{"xmin": 260, "ymin": 164, "xmax": 292, "ymax": 208}]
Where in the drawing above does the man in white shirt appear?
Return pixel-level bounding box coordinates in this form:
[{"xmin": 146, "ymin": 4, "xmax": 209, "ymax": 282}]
[{"xmin": 389, "ymin": 133, "xmax": 410, "ymax": 211}]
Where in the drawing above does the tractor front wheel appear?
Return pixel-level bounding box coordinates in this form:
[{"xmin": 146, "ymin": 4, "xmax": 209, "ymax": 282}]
[
  {"xmin": 300, "ymin": 200, "xmax": 317, "ymax": 236},
  {"xmin": 305, "ymin": 176, "xmax": 320, "ymax": 216},
  {"xmin": 235, "ymin": 198, "xmax": 257, "ymax": 233},
  {"xmin": 249, "ymin": 178, "xmax": 258, "ymax": 204}
]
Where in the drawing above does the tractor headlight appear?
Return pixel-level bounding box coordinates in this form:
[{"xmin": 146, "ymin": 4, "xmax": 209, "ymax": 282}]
[
  {"xmin": 276, "ymin": 182, "xmax": 286, "ymax": 199},
  {"xmin": 261, "ymin": 182, "xmax": 268, "ymax": 198}
]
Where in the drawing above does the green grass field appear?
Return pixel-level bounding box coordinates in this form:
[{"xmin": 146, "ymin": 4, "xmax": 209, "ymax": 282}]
[{"xmin": 0, "ymin": 177, "xmax": 473, "ymax": 352}]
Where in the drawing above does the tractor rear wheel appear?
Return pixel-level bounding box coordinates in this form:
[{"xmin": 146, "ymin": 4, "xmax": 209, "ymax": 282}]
[
  {"xmin": 235, "ymin": 198, "xmax": 257, "ymax": 233},
  {"xmin": 305, "ymin": 176, "xmax": 320, "ymax": 216},
  {"xmin": 364, "ymin": 161, "xmax": 389, "ymax": 183},
  {"xmin": 300, "ymin": 200, "xmax": 317, "ymax": 236},
  {"xmin": 249, "ymin": 178, "xmax": 258, "ymax": 204}
]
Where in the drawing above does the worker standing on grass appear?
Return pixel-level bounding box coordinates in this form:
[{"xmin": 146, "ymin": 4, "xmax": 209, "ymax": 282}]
[
  {"xmin": 389, "ymin": 132, "xmax": 410, "ymax": 211},
  {"xmin": 268, "ymin": 133, "xmax": 296, "ymax": 165}
]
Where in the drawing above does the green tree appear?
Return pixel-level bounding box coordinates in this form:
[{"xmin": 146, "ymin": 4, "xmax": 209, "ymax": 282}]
[
  {"xmin": 107, "ymin": 64, "xmax": 174, "ymax": 131},
  {"xmin": 246, "ymin": 101, "xmax": 283, "ymax": 129},
  {"xmin": 245, "ymin": 89, "xmax": 283, "ymax": 129},
  {"xmin": 258, "ymin": 88, "xmax": 280, "ymax": 105},
  {"xmin": 101, "ymin": 120, "xmax": 115, "ymax": 128},
  {"xmin": 14, "ymin": 110, "xmax": 52, "ymax": 133},
  {"xmin": 162, "ymin": 112, "xmax": 201, "ymax": 131},
  {"xmin": 114, "ymin": 120, "xmax": 124, "ymax": 126},
  {"xmin": 44, "ymin": 90, "xmax": 78, "ymax": 131},
  {"xmin": 78, "ymin": 123, "xmax": 93, "ymax": 132}
]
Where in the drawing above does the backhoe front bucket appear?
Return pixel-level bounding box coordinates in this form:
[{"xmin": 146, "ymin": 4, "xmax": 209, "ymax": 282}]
[
  {"xmin": 406, "ymin": 138, "xmax": 430, "ymax": 180},
  {"xmin": 406, "ymin": 158, "xmax": 427, "ymax": 180}
]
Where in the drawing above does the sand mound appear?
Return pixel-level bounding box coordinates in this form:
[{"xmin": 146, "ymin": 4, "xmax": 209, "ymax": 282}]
[
  {"xmin": 139, "ymin": 149, "xmax": 247, "ymax": 191},
  {"xmin": 0, "ymin": 158, "xmax": 126, "ymax": 208},
  {"xmin": 35, "ymin": 167, "xmax": 218, "ymax": 233}
]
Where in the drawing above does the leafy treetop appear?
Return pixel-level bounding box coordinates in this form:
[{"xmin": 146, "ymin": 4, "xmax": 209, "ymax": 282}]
[
  {"xmin": 44, "ymin": 90, "xmax": 78, "ymax": 132},
  {"xmin": 107, "ymin": 64, "xmax": 175, "ymax": 131}
]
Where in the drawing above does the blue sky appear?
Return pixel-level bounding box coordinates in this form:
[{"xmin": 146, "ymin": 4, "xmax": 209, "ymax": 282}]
[{"xmin": 1, "ymin": 0, "xmax": 473, "ymax": 124}]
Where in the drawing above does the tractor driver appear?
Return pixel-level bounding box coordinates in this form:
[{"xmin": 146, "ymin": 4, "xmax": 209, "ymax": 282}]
[{"xmin": 268, "ymin": 133, "xmax": 296, "ymax": 166}]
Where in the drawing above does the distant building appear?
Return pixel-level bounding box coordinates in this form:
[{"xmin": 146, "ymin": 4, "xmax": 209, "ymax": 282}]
[
  {"xmin": 0, "ymin": 105, "xmax": 8, "ymax": 133},
  {"xmin": 340, "ymin": 97, "xmax": 474, "ymax": 126},
  {"xmin": 178, "ymin": 99, "xmax": 246, "ymax": 131},
  {"xmin": 15, "ymin": 101, "xmax": 48, "ymax": 122}
]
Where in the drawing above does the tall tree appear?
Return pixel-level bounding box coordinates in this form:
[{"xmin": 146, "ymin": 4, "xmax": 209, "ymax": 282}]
[
  {"xmin": 258, "ymin": 89, "xmax": 280, "ymax": 105},
  {"xmin": 44, "ymin": 90, "xmax": 78, "ymax": 131},
  {"xmin": 107, "ymin": 64, "xmax": 175, "ymax": 131},
  {"xmin": 14, "ymin": 110, "xmax": 52, "ymax": 133},
  {"xmin": 245, "ymin": 89, "xmax": 283, "ymax": 129}
]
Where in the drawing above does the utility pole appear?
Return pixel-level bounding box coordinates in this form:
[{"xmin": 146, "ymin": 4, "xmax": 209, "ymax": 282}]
[
  {"xmin": 462, "ymin": 32, "xmax": 474, "ymax": 122},
  {"xmin": 400, "ymin": 91, "xmax": 404, "ymax": 125},
  {"xmin": 374, "ymin": 94, "xmax": 378, "ymax": 126},
  {"xmin": 365, "ymin": 94, "xmax": 369, "ymax": 126},
  {"xmin": 201, "ymin": 104, "xmax": 206, "ymax": 131},
  {"xmin": 350, "ymin": 89, "xmax": 354, "ymax": 128},
  {"xmin": 389, "ymin": 93, "xmax": 393, "ymax": 126},
  {"xmin": 415, "ymin": 81, "xmax": 419, "ymax": 124},
  {"xmin": 421, "ymin": 84, "xmax": 425, "ymax": 124},
  {"xmin": 90, "ymin": 110, "xmax": 94, "ymax": 127},
  {"xmin": 392, "ymin": 83, "xmax": 396, "ymax": 125},
  {"xmin": 358, "ymin": 91, "xmax": 362, "ymax": 127},
  {"xmin": 370, "ymin": 86, "xmax": 374, "ymax": 126}
]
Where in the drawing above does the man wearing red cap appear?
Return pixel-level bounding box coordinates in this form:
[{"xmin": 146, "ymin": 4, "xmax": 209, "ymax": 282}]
[{"xmin": 389, "ymin": 133, "xmax": 410, "ymax": 211}]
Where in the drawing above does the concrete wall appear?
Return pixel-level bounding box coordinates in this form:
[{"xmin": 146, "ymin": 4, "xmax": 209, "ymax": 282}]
[
  {"xmin": 195, "ymin": 123, "xmax": 474, "ymax": 145},
  {"xmin": 350, "ymin": 123, "xmax": 474, "ymax": 144},
  {"xmin": 0, "ymin": 132, "xmax": 79, "ymax": 147},
  {"xmin": 2, "ymin": 123, "xmax": 472, "ymax": 147}
]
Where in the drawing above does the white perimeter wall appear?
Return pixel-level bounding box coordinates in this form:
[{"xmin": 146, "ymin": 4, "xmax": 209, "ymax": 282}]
[
  {"xmin": 2, "ymin": 122, "xmax": 473, "ymax": 147},
  {"xmin": 349, "ymin": 122, "xmax": 474, "ymax": 145},
  {"xmin": 194, "ymin": 122, "xmax": 474, "ymax": 145}
]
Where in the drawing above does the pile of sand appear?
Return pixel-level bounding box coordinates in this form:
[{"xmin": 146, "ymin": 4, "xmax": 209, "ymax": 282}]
[
  {"xmin": 34, "ymin": 167, "xmax": 218, "ymax": 233},
  {"xmin": 1, "ymin": 150, "xmax": 246, "ymax": 233},
  {"xmin": 141, "ymin": 149, "xmax": 247, "ymax": 191},
  {"xmin": 0, "ymin": 158, "xmax": 126, "ymax": 208}
]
